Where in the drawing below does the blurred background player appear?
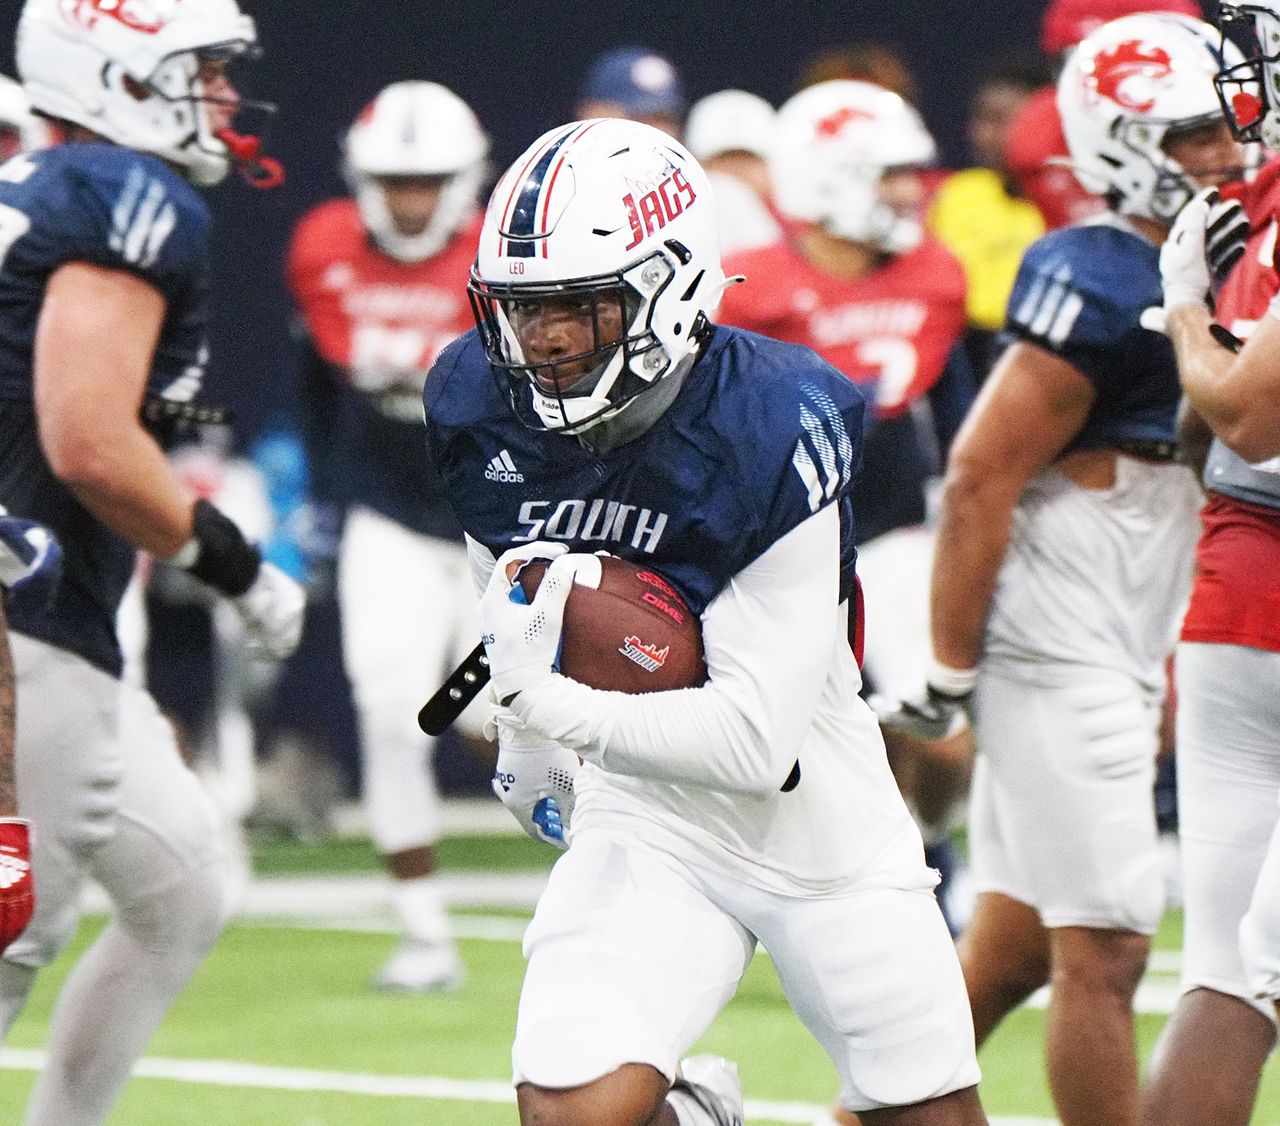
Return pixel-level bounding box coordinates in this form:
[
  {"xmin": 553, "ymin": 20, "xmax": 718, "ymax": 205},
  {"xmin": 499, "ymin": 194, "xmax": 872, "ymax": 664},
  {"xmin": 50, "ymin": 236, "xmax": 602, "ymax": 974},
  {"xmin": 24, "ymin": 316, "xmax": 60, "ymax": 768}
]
[
  {"xmin": 1003, "ymin": 0, "xmax": 1201, "ymax": 231},
  {"xmin": 928, "ymin": 57, "xmax": 1052, "ymax": 380},
  {"xmin": 904, "ymin": 14, "xmax": 1244, "ymax": 1126},
  {"xmin": 285, "ymin": 79, "xmax": 490, "ymax": 993},
  {"xmin": 0, "ymin": 3, "xmax": 304, "ymax": 1124},
  {"xmin": 683, "ymin": 89, "xmax": 782, "ymax": 255},
  {"xmin": 716, "ymin": 79, "xmax": 975, "ymax": 932},
  {"xmin": 1138, "ymin": 1, "xmax": 1280, "ymax": 1118},
  {"xmin": 573, "ymin": 44, "xmax": 686, "ymax": 138},
  {"xmin": 428, "ymin": 113, "xmax": 988, "ymax": 1126}
]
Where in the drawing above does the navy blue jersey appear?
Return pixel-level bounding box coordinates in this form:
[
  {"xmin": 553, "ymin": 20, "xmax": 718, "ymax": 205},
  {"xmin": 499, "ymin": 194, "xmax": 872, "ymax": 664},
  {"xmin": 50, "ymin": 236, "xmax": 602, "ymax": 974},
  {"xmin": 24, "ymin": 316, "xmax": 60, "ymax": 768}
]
[
  {"xmin": 423, "ymin": 326, "xmax": 865, "ymax": 612},
  {"xmin": 0, "ymin": 143, "xmax": 212, "ymax": 676},
  {"xmin": 1004, "ymin": 218, "xmax": 1179, "ymax": 451}
]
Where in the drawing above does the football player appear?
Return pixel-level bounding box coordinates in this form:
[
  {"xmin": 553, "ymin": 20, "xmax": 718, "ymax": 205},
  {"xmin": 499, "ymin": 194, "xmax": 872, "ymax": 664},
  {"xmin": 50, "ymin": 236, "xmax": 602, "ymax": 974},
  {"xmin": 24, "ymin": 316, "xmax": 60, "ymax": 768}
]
[
  {"xmin": 0, "ymin": 3, "xmax": 304, "ymax": 1124},
  {"xmin": 716, "ymin": 80, "xmax": 975, "ymax": 931},
  {"xmin": 901, "ymin": 14, "xmax": 1244, "ymax": 1126},
  {"xmin": 285, "ymin": 80, "xmax": 490, "ymax": 993},
  {"xmin": 1137, "ymin": 2, "xmax": 1280, "ymax": 1121},
  {"xmin": 424, "ymin": 119, "xmax": 989, "ymax": 1126}
]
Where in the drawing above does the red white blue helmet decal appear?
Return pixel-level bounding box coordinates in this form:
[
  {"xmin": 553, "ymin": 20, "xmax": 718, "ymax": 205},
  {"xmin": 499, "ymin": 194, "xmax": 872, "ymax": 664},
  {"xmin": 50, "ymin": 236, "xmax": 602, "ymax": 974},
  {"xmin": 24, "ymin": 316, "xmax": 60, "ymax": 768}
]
[{"xmin": 496, "ymin": 120, "xmax": 602, "ymax": 258}]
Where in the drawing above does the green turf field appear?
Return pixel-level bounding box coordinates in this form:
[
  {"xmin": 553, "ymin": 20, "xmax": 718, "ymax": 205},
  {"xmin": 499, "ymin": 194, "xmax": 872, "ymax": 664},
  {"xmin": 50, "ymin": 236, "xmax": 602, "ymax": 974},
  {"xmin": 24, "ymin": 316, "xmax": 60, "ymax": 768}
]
[{"xmin": 2, "ymin": 834, "xmax": 1279, "ymax": 1125}]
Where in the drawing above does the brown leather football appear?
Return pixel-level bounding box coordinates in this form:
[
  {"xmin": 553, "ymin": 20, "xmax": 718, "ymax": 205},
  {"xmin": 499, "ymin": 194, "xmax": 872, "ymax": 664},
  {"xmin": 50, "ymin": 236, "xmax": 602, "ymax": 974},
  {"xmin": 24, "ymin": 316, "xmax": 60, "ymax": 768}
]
[{"xmin": 515, "ymin": 555, "xmax": 707, "ymax": 693}]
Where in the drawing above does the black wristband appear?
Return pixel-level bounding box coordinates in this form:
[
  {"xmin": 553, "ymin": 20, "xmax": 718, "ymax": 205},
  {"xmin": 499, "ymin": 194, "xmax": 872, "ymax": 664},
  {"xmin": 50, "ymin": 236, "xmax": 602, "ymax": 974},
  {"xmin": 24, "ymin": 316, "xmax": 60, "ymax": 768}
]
[{"xmin": 182, "ymin": 500, "xmax": 261, "ymax": 597}]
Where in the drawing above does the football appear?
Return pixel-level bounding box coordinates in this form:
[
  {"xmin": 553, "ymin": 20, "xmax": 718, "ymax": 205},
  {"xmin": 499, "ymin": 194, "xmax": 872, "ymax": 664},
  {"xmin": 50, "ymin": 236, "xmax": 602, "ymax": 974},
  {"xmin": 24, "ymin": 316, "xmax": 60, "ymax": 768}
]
[{"xmin": 514, "ymin": 555, "xmax": 707, "ymax": 694}]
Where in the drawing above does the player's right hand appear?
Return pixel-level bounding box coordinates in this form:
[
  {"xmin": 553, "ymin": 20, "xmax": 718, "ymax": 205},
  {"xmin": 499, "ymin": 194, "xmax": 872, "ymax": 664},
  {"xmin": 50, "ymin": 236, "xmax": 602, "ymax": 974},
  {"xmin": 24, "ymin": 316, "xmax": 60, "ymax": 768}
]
[
  {"xmin": 0, "ymin": 819, "xmax": 34, "ymax": 953},
  {"xmin": 874, "ymin": 684, "xmax": 971, "ymax": 743},
  {"xmin": 231, "ymin": 562, "xmax": 306, "ymax": 660},
  {"xmin": 489, "ymin": 711, "xmax": 579, "ymax": 849},
  {"xmin": 0, "ymin": 508, "xmax": 62, "ymax": 614}
]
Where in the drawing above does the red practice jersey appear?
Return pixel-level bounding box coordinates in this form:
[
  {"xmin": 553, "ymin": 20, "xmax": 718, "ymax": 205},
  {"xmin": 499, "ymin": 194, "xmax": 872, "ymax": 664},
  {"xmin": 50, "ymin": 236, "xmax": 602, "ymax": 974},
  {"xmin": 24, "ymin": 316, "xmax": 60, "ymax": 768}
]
[
  {"xmin": 285, "ymin": 200, "xmax": 483, "ymax": 536},
  {"xmin": 286, "ymin": 200, "xmax": 482, "ymax": 385},
  {"xmin": 719, "ymin": 236, "xmax": 967, "ymax": 419},
  {"xmin": 1181, "ymin": 156, "xmax": 1280, "ymax": 654}
]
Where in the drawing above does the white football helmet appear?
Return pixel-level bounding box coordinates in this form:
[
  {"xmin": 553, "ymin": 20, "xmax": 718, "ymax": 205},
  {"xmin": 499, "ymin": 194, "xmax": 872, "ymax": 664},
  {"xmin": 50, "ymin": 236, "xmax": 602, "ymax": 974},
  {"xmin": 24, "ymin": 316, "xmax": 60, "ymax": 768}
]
[
  {"xmin": 1058, "ymin": 12, "xmax": 1247, "ymax": 222},
  {"xmin": 16, "ymin": 0, "xmax": 273, "ymax": 187},
  {"xmin": 470, "ymin": 118, "xmax": 728, "ymax": 435},
  {"xmin": 770, "ymin": 80, "xmax": 937, "ymax": 255},
  {"xmin": 1217, "ymin": 0, "xmax": 1280, "ymax": 149},
  {"xmin": 0, "ymin": 74, "xmax": 50, "ymax": 159},
  {"xmin": 344, "ymin": 81, "xmax": 489, "ymax": 263}
]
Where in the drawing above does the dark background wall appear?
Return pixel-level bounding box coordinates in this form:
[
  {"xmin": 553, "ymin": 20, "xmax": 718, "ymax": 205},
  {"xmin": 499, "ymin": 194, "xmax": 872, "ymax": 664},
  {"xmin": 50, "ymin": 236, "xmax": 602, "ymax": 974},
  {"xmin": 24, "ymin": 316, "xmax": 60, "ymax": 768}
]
[{"xmin": 0, "ymin": 0, "xmax": 1209, "ymax": 434}]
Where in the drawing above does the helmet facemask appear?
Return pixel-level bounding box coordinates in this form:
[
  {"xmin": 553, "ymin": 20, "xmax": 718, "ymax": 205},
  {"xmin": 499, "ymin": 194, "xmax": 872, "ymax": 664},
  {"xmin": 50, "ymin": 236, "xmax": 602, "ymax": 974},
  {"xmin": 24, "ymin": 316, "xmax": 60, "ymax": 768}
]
[
  {"xmin": 1216, "ymin": 2, "xmax": 1280, "ymax": 149},
  {"xmin": 135, "ymin": 41, "xmax": 275, "ymax": 186},
  {"xmin": 471, "ymin": 249, "xmax": 699, "ymax": 434}
]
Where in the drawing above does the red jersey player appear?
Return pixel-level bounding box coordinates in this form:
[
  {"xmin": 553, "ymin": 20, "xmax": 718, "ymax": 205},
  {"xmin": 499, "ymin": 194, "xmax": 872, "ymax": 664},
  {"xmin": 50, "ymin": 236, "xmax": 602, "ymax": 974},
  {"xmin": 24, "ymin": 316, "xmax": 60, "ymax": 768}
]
[
  {"xmin": 286, "ymin": 81, "xmax": 489, "ymax": 994},
  {"xmin": 719, "ymin": 79, "xmax": 971, "ymax": 711},
  {"xmin": 1140, "ymin": 4, "xmax": 1280, "ymax": 1119}
]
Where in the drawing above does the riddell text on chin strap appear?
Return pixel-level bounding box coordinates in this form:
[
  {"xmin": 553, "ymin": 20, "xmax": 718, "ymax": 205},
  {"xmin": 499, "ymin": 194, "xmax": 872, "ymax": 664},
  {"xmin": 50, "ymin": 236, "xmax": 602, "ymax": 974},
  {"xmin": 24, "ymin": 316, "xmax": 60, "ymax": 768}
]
[{"xmin": 215, "ymin": 128, "xmax": 285, "ymax": 189}]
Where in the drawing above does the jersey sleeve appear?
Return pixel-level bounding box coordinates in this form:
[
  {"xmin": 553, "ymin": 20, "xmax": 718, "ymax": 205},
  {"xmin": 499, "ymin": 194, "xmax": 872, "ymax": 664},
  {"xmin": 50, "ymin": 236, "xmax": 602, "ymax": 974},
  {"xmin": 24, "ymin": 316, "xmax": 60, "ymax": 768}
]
[
  {"xmin": 1004, "ymin": 230, "xmax": 1151, "ymax": 390},
  {"xmin": 757, "ymin": 362, "xmax": 865, "ymax": 550},
  {"xmin": 46, "ymin": 154, "xmax": 209, "ymax": 291}
]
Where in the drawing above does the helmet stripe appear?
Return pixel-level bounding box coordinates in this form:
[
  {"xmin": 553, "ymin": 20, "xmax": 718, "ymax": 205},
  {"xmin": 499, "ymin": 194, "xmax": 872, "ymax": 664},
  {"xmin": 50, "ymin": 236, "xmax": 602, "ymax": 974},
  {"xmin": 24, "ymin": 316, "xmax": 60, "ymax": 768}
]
[
  {"xmin": 500, "ymin": 124, "xmax": 581, "ymax": 258},
  {"xmin": 496, "ymin": 124, "xmax": 573, "ymax": 257},
  {"xmin": 538, "ymin": 120, "xmax": 604, "ymax": 256}
]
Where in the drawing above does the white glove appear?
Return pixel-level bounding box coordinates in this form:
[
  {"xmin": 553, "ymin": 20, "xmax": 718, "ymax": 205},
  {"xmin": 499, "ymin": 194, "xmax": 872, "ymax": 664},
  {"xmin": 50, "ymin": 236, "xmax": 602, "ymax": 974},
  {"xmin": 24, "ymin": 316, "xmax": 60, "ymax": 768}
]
[
  {"xmin": 873, "ymin": 661, "xmax": 977, "ymax": 743},
  {"xmin": 478, "ymin": 542, "xmax": 578, "ymax": 705},
  {"xmin": 231, "ymin": 562, "xmax": 305, "ymax": 660},
  {"xmin": 1143, "ymin": 187, "xmax": 1250, "ymax": 333},
  {"xmin": 489, "ymin": 708, "xmax": 579, "ymax": 849}
]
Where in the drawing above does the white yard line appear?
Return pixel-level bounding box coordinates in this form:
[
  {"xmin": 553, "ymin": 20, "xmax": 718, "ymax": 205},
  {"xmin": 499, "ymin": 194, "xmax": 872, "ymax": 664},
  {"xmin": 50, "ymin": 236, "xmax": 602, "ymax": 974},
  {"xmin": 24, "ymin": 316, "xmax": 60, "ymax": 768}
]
[{"xmin": 0, "ymin": 1047, "xmax": 1056, "ymax": 1124}]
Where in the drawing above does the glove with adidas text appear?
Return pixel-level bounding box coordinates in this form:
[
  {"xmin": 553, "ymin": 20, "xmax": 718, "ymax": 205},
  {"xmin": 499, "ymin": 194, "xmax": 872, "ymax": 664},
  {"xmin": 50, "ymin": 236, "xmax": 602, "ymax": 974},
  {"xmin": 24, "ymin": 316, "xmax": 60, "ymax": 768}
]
[
  {"xmin": 489, "ymin": 708, "xmax": 579, "ymax": 849},
  {"xmin": 0, "ymin": 819, "xmax": 34, "ymax": 953}
]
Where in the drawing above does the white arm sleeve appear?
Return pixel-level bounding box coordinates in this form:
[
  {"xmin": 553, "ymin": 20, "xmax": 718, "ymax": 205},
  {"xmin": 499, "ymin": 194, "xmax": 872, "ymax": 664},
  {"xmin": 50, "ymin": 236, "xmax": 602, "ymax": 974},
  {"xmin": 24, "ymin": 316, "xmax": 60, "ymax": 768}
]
[
  {"xmin": 465, "ymin": 533, "xmax": 496, "ymax": 601},
  {"xmin": 508, "ymin": 504, "xmax": 843, "ymax": 796}
]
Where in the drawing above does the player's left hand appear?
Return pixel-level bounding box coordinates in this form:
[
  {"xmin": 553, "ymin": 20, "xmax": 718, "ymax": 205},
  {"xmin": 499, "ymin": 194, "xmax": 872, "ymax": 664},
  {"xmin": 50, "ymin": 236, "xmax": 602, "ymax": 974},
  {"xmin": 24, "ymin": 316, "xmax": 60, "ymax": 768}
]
[
  {"xmin": 874, "ymin": 685, "xmax": 971, "ymax": 743},
  {"xmin": 0, "ymin": 508, "xmax": 62, "ymax": 614},
  {"xmin": 479, "ymin": 543, "xmax": 584, "ymax": 705},
  {"xmin": 489, "ymin": 709, "xmax": 579, "ymax": 849},
  {"xmin": 1154, "ymin": 187, "xmax": 1250, "ymax": 322},
  {"xmin": 0, "ymin": 819, "xmax": 34, "ymax": 953}
]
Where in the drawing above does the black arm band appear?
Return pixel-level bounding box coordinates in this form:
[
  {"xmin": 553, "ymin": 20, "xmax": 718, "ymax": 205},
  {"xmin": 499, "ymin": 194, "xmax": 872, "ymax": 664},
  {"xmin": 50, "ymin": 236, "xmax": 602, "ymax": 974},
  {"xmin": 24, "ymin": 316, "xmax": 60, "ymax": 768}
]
[{"xmin": 181, "ymin": 500, "xmax": 261, "ymax": 597}]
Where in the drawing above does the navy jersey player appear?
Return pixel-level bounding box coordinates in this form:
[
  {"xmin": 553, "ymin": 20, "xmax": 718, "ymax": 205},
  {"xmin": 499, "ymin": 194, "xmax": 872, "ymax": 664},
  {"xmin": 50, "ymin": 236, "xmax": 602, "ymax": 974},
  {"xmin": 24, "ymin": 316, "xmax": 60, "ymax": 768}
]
[
  {"xmin": 0, "ymin": 3, "xmax": 303, "ymax": 1124},
  {"xmin": 899, "ymin": 15, "xmax": 1240, "ymax": 1126},
  {"xmin": 424, "ymin": 119, "xmax": 988, "ymax": 1126}
]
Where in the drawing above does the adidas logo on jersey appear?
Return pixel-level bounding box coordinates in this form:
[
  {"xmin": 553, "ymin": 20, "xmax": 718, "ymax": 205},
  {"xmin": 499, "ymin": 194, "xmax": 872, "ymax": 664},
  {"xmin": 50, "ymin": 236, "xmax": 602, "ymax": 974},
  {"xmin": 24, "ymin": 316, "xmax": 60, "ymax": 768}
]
[{"xmin": 485, "ymin": 450, "xmax": 525, "ymax": 483}]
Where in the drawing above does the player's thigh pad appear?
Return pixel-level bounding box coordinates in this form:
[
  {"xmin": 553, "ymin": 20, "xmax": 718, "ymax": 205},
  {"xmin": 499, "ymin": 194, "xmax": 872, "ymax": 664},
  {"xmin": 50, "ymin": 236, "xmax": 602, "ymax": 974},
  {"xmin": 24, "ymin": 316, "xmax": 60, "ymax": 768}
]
[
  {"xmin": 1176, "ymin": 642, "xmax": 1280, "ymax": 1017},
  {"xmin": 338, "ymin": 507, "xmax": 473, "ymax": 714},
  {"xmin": 747, "ymin": 884, "xmax": 979, "ymax": 1112},
  {"xmin": 513, "ymin": 831, "xmax": 754, "ymax": 1089},
  {"xmin": 855, "ymin": 526, "xmax": 934, "ymax": 703},
  {"xmin": 971, "ymin": 667, "xmax": 1163, "ymax": 933},
  {"xmin": 7, "ymin": 636, "xmax": 224, "ymax": 966}
]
